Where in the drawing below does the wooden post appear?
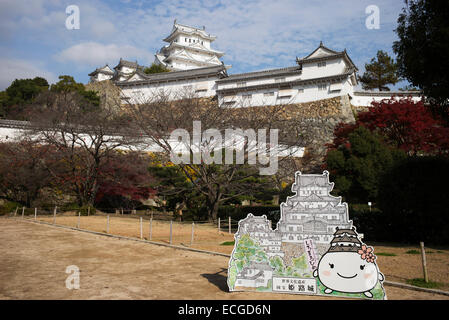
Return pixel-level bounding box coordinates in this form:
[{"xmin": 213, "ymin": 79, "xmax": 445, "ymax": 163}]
[
  {"xmin": 420, "ymin": 242, "xmax": 429, "ymax": 283},
  {"xmin": 34, "ymin": 208, "xmax": 37, "ymax": 221},
  {"xmin": 190, "ymin": 222, "xmax": 195, "ymax": 245},
  {"xmin": 22, "ymin": 207, "xmax": 25, "ymax": 219},
  {"xmin": 53, "ymin": 206, "xmax": 57, "ymax": 224},
  {"xmin": 115, "ymin": 209, "xmax": 119, "ymax": 216},
  {"xmin": 218, "ymin": 217, "xmax": 220, "ymax": 232},
  {"xmin": 149, "ymin": 218, "xmax": 153, "ymax": 241},
  {"xmin": 169, "ymin": 220, "xmax": 173, "ymax": 245},
  {"xmin": 107, "ymin": 215, "xmax": 110, "ymax": 234},
  {"xmin": 228, "ymin": 216, "xmax": 231, "ymax": 234},
  {"xmin": 121, "ymin": 208, "xmax": 123, "ymax": 216},
  {"xmin": 140, "ymin": 217, "xmax": 143, "ymax": 239},
  {"xmin": 77, "ymin": 212, "xmax": 80, "ymax": 229},
  {"xmin": 14, "ymin": 207, "xmax": 18, "ymax": 217},
  {"xmin": 88, "ymin": 206, "xmax": 90, "ymax": 216}
]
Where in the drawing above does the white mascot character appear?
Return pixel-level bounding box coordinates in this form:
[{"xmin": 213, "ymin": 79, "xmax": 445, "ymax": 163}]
[{"xmin": 313, "ymin": 227, "xmax": 384, "ymax": 298}]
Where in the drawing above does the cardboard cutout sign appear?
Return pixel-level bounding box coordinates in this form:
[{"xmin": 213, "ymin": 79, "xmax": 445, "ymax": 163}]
[{"xmin": 227, "ymin": 171, "xmax": 386, "ymax": 299}]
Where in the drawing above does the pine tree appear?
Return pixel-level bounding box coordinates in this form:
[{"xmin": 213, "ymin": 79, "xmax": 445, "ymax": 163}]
[{"xmin": 358, "ymin": 50, "xmax": 399, "ymax": 91}]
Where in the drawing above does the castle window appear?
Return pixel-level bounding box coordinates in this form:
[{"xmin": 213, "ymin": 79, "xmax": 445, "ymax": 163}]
[
  {"xmin": 236, "ymin": 81, "xmax": 246, "ymax": 87},
  {"xmin": 264, "ymin": 92, "xmax": 274, "ymax": 97},
  {"xmin": 318, "ymin": 84, "xmax": 327, "ymax": 91},
  {"xmin": 275, "ymin": 77, "xmax": 286, "ymax": 83},
  {"xmin": 242, "ymin": 94, "xmax": 252, "ymax": 101},
  {"xmin": 318, "ymin": 61, "xmax": 326, "ymax": 68}
]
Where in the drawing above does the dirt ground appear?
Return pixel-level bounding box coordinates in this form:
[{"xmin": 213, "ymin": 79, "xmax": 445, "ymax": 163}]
[
  {"xmin": 34, "ymin": 213, "xmax": 449, "ymax": 290},
  {"xmin": 0, "ymin": 218, "xmax": 448, "ymax": 300}
]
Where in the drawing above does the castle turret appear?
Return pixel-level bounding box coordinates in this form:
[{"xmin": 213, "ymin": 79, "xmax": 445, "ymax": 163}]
[{"xmin": 154, "ymin": 21, "xmax": 225, "ymax": 70}]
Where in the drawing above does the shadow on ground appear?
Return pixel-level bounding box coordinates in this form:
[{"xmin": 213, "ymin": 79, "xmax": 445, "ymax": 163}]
[{"xmin": 201, "ymin": 268, "xmax": 229, "ymax": 292}]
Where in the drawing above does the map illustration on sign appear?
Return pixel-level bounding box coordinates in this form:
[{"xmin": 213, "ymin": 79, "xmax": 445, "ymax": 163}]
[{"xmin": 227, "ymin": 171, "xmax": 386, "ymax": 299}]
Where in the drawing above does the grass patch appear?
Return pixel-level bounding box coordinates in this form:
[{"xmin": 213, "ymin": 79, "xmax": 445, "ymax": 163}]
[
  {"xmin": 376, "ymin": 252, "xmax": 397, "ymax": 256},
  {"xmin": 220, "ymin": 241, "xmax": 235, "ymax": 246},
  {"xmin": 406, "ymin": 278, "xmax": 442, "ymax": 289},
  {"xmin": 405, "ymin": 249, "xmax": 420, "ymax": 254}
]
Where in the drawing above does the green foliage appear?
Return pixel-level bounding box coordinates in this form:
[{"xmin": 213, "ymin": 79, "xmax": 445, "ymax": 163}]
[
  {"xmin": 0, "ymin": 200, "xmax": 21, "ymax": 215},
  {"xmin": 62, "ymin": 203, "xmax": 96, "ymax": 216},
  {"xmin": 358, "ymin": 50, "xmax": 399, "ymax": 91},
  {"xmin": 51, "ymin": 75, "xmax": 100, "ymax": 107},
  {"xmin": 405, "ymin": 250, "xmax": 420, "ymax": 255},
  {"xmin": 143, "ymin": 63, "xmax": 171, "ymax": 74},
  {"xmin": 269, "ymin": 256, "xmax": 284, "ymax": 275},
  {"xmin": 0, "ymin": 77, "xmax": 49, "ymax": 118},
  {"xmin": 220, "ymin": 241, "xmax": 235, "ymax": 246},
  {"xmin": 406, "ymin": 278, "xmax": 442, "ymax": 289},
  {"xmin": 378, "ymin": 156, "xmax": 449, "ymax": 245},
  {"xmin": 326, "ymin": 126, "xmax": 406, "ymax": 203},
  {"xmin": 393, "ymin": 0, "xmax": 449, "ymax": 115},
  {"xmin": 376, "ymin": 252, "xmax": 397, "ymax": 257},
  {"xmin": 315, "ymin": 278, "xmax": 385, "ymax": 300}
]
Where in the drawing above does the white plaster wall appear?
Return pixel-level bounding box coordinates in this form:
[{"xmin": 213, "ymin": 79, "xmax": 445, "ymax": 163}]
[
  {"xmin": 218, "ymin": 82, "xmax": 350, "ymax": 107},
  {"xmin": 351, "ymin": 93, "xmax": 422, "ymax": 107},
  {"xmin": 301, "ymin": 58, "xmax": 347, "ymax": 80},
  {"xmin": 217, "ymin": 73, "xmax": 302, "ymax": 90},
  {"xmin": 120, "ymin": 76, "xmax": 219, "ymax": 103}
]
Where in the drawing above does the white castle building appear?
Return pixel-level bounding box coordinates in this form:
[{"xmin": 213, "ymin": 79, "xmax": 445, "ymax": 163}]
[
  {"xmin": 277, "ymin": 171, "xmax": 353, "ymax": 244},
  {"xmin": 89, "ymin": 21, "xmax": 423, "ymax": 107}
]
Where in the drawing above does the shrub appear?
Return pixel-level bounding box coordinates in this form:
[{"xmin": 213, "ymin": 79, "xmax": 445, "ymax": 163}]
[
  {"xmin": 378, "ymin": 156, "xmax": 449, "ymax": 245},
  {"xmin": 0, "ymin": 200, "xmax": 21, "ymax": 215}
]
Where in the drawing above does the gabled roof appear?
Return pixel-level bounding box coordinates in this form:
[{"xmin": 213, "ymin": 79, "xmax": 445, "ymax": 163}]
[
  {"xmin": 167, "ymin": 42, "xmax": 224, "ymax": 57},
  {"xmin": 88, "ymin": 64, "xmax": 115, "ymax": 76},
  {"xmin": 114, "ymin": 58, "xmax": 143, "ymax": 71},
  {"xmin": 216, "ymin": 66, "xmax": 302, "ymax": 84},
  {"xmin": 163, "ymin": 21, "xmax": 216, "ymax": 42},
  {"xmin": 296, "ymin": 42, "xmax": 358, "ymax": 71},
  {"xmin": 303, "ymin": 41, "xmax": 341, "ymax": 59}
]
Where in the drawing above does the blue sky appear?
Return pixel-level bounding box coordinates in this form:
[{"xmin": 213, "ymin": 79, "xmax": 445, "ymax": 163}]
[{"xmin": 0, "ymin": 0, "xmax": 409, "ymax": 90}]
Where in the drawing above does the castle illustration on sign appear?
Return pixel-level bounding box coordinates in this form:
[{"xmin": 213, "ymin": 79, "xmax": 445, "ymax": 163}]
[
  {"xmin": 88, "ymin": 20, "xmax": 422, "ymax": 108},
  {"xmin": 227, "ymin": 171, "xmax": 386, "ymax": 299}
]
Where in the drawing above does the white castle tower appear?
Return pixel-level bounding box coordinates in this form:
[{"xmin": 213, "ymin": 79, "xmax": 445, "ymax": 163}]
[{"xmin": 154, "ymin": 20, "xmax": 225, "ymax": 70}]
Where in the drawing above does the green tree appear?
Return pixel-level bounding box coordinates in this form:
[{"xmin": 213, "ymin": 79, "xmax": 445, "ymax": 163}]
[
  {"xmin": 393, "ymin": 0, "xmax": 449, "ymax": 115},
  {"xmin": 51, "ymin": 75, "xmax": 100, "ymax": 107},
  {"xmin": 0, "ymin": 77, "xmax": 49, "ymax": 118},
  {"xmin": 143, "ymin": 63, "xmax": 170, "ymax": 74},
  {"xmin": 325, "ymin": 126, "xmax": 406, "ymax": 203},
  {"xmin": 378, "ymin": 156, "xmax": 449, "ymax": 244},
  {"xmin": 358, "ymin": 50, "xmax": 399, "ymax": 91}
]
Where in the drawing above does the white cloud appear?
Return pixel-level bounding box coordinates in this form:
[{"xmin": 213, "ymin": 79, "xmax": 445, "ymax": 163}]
[
  {"xmin": 1, "ymin": 0, "xmax": 406, "ymax": 81},
  {"xmin": 54, "ymin": 42, "xmax": 154, "ymax": 67},
  {"xmin": 0, "ymin": 58, "xmax": 57, "ymax": 90}
]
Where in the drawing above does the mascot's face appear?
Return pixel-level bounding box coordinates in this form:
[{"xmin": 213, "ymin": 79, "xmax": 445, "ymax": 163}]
[{"xmin": 317, "ymin": 251, "xmax": 379, "ymax": 293}]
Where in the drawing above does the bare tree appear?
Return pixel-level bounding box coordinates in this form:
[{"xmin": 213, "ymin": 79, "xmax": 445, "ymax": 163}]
[
  {"xmin": 23, "ymin": 90, "xmax": 141, "ymax": 206},
  {"xmin": 127, "ymin": 90, "xmax": 306, "ymax": 221}
]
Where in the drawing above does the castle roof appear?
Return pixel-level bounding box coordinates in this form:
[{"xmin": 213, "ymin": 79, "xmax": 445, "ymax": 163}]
[
  {"xmin": 88, "ymin": 65, "xmax": 115, "ymax": 76},
  {"xmin": 296, "ymin": 42, "xmax": 358, "ymax": 71},
  {"xmin": 164, "ymin": 21, "xmax": 217, "ymax": 42},
  {"xmin": 216, "ymin": 66, "xmax": 302, "ymax": 84},
  {"xmin": 114, "ymin": 58, "xmax": 143, "ymax": 71},
  {"xmin": 115, "ymin": 64, "xmax": 227, "ymax": 86},
  {"xmin": 216, "ymin": 69, "xmax": 355, "ymax": 95}
]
